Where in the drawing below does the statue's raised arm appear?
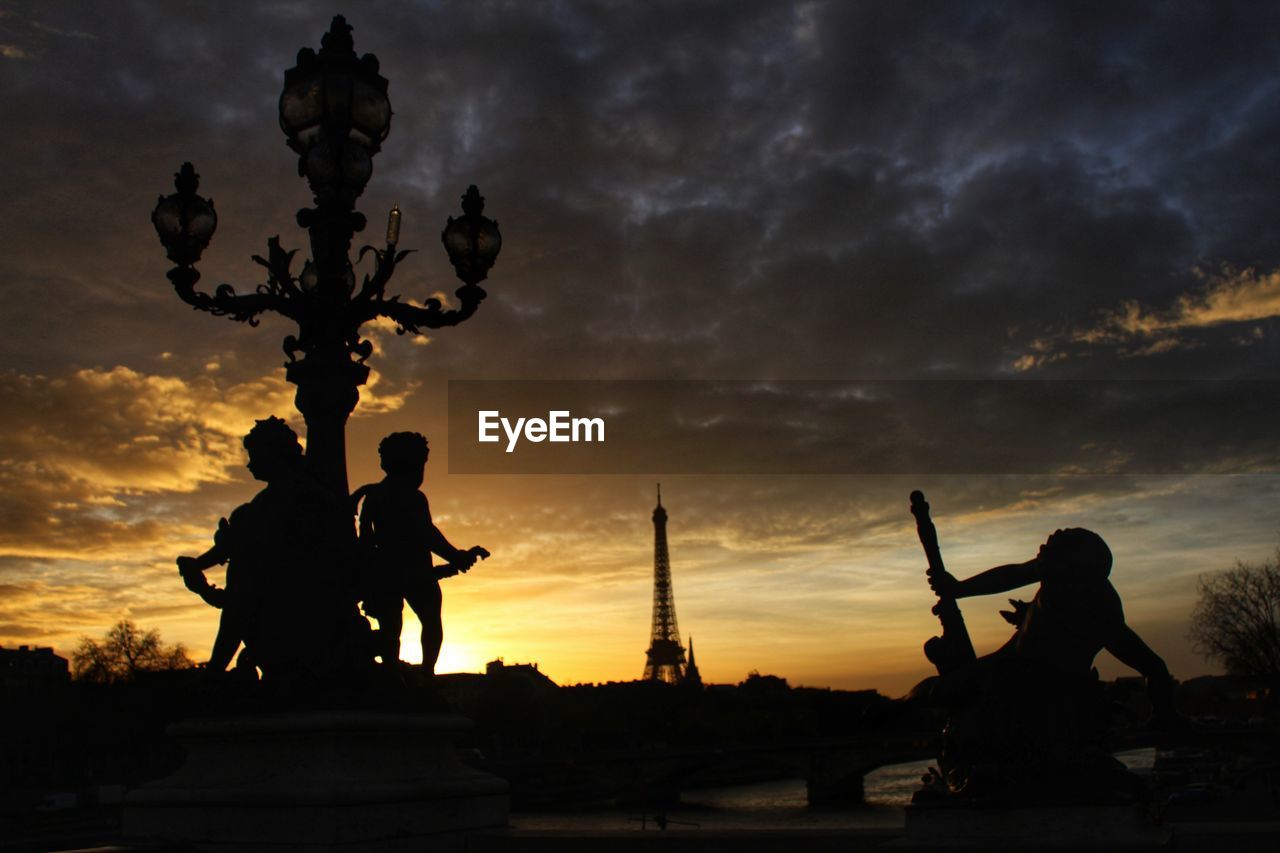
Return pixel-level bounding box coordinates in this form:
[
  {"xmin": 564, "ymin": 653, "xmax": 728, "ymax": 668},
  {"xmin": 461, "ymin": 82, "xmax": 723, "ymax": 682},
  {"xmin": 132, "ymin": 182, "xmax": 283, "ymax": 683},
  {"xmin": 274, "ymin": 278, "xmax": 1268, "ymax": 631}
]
[{"xmin": 910, "ymin": 490, "xmax": 976, "ymax": 675}]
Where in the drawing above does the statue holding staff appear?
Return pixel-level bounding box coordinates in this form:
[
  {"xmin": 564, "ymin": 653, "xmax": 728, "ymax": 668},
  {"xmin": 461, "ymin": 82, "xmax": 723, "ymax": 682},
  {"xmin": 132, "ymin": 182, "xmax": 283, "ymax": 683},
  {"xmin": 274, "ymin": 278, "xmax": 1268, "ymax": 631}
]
[{"xmin": 909, "ymin": 491, "xmax": 1176, "ymax": 803}]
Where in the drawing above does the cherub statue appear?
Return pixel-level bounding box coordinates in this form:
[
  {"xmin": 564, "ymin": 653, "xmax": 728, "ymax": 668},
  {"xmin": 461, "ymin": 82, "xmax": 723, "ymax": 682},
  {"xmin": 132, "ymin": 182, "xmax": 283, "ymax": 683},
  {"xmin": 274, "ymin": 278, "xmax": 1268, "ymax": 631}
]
[
  {"xmin": 352, "ymin": 432, "xmax": 488, "ymax": 674},
  {"xmin": 178, "ymin": 417, "xmax": 369, "ymax": 688}
]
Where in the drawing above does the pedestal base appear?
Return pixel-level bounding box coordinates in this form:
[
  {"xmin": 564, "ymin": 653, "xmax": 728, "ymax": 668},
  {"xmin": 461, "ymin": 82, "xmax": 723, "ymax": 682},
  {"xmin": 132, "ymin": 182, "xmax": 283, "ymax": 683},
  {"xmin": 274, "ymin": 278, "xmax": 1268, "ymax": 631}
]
[
  {"xmin": 894, "ymin": 802, "xmax": 1169, "ymax": 850},
  {"xmin": 124, "ymin": 710, "xmax": 508, "ymax": 852}
]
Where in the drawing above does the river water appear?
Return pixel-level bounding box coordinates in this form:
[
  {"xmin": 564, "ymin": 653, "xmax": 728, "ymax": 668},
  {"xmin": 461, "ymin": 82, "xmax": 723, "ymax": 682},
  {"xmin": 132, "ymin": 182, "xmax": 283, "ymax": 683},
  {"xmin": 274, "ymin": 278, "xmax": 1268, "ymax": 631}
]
[{"xmin": 509, "ymin": 749, "xmax": 1156, "ymax": 831}]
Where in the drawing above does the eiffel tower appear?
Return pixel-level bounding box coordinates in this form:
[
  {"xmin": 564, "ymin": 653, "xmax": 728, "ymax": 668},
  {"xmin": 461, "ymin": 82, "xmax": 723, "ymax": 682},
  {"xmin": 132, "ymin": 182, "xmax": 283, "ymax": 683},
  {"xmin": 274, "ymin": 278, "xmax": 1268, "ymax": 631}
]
[{"xmin": 643, "ymin": 484, "xmax": 687, "ymax": 683}]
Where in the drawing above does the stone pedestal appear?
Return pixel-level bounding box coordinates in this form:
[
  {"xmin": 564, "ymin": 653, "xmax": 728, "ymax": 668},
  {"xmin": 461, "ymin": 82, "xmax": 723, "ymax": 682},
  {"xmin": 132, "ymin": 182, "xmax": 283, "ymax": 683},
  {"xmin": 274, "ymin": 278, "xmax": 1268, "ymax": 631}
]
[
  {"xmin": 124, "ymin": 710, "xmax": 508, "ymax": 852},
  {"xmin": 892, "ymin": 803, "xmax": 1169, "ymax": 850}
]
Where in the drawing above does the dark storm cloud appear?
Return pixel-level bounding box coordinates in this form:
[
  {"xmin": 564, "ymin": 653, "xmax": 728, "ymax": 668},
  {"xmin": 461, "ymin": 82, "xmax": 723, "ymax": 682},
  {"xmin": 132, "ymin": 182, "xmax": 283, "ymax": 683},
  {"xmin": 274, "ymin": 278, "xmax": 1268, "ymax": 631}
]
[
  {"xmin": 363, "ymin": 0, "xmax": 1276, "ymax": 382},
  {"xmin": 2, "ymin": 0, "xmax": 1272, "ymax": 510},
  {"xmin": 4, "ymin": 1, "xmax": 1275, "ymax": 383}
]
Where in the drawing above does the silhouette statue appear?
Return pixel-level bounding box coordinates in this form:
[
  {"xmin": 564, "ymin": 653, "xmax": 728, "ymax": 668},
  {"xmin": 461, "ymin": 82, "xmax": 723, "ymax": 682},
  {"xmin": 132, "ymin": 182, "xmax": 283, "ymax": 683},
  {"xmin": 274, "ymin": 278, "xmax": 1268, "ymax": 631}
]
[
  {"xmin": 352, "ymin": 432, "xmax": 488, "ymax": 673},
  {"xmin": 908, "ymin": 491, "xmax": 1175, "ymax": 805},
  {"xmin": 177, "ymin": 417, "xmax": 370, "ymax": 690}
]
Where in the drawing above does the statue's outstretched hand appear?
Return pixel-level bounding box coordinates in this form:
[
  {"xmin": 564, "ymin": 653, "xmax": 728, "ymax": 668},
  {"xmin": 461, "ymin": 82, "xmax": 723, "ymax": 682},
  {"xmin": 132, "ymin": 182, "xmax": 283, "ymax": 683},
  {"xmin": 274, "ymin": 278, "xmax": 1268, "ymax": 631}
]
[
  {"xmin": 455, "ymin": 546, "xmax": 490, "ymax": 574},
  {"xmin": 441, "ymin": 546, "xmax": 490, "ymax": 578},
  {"xmin": 177, "ymin": 556, "xmax": 205, "ymax": 591},
  {"xmin": 199, "ymin": 585, "xmax": 228, "ymax": 609},
  {"xmin": 178, "ymin": 556, "xmax": 225, "ymax": 609},
  {"xmin": 437, "ymin": 546, "xmax": 489, "ymax": 579},
  {"xmin": 1000, "ymin": 598, "xmax": 1029, "ymax": 626},
  {"xmin": 927, "ymin": 568, "xmax": 960, "ymax": 599}
]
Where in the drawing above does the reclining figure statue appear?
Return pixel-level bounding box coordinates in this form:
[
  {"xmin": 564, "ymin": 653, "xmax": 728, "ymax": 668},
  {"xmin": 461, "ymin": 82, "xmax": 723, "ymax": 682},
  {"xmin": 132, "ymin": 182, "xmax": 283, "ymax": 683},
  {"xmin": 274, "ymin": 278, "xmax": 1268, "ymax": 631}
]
[{"xmin": 909, "ymin": 491, "xmax": 1176, "ymax": 805}]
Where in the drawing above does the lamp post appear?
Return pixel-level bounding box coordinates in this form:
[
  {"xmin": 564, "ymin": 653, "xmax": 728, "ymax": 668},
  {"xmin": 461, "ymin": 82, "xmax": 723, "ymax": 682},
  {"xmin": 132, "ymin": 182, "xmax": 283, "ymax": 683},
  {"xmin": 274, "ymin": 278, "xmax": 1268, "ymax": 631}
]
[{"xmin": 151, "ymin": 15, "xmax": 501, "ymax": 498}]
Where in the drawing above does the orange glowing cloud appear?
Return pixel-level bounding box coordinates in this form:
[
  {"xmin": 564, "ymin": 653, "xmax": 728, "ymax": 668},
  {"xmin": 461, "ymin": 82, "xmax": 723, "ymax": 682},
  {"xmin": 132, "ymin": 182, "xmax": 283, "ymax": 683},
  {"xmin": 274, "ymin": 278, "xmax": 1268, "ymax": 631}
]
[{"xmin": 1014, "ymin": 266, "xmax": 1280, "ymax": 369}]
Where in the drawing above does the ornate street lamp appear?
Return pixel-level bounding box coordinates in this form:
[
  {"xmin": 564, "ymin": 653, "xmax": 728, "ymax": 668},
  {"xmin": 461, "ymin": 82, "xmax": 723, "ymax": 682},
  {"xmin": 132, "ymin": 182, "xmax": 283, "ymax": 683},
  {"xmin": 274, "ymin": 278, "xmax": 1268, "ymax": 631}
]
[{"xmin": 152, "ymin": 15, "xmax": 501, "ymax": 497}]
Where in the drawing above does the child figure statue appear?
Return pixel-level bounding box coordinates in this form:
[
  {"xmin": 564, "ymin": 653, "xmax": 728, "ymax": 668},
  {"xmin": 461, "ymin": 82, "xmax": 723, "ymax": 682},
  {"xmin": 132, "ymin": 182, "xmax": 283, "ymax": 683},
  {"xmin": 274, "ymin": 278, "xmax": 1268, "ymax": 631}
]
[
  {"xmin": 353, "ymin": 432, "xmax": 488, "ymax": 673},
  {"xmin": 177, "ymin": 416, "xmax": 368, "ymax": 689}
]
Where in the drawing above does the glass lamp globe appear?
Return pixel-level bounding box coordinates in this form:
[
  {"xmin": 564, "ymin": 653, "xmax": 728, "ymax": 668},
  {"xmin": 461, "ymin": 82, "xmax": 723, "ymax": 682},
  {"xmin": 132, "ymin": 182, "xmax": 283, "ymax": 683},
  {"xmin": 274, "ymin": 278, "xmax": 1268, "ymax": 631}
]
[
  {"xmin": 152, "ymin": 162, "xmax": 217, "ymax": 266},
  {"xmin": 441, "ymin": 185, "xmax": 502, "ymax": 286}
]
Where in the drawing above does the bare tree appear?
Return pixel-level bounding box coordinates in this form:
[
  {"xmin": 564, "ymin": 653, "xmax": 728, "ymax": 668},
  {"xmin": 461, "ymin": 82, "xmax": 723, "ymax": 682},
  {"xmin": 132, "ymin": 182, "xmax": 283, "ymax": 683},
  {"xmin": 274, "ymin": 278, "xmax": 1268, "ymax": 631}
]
[
  {"xmin": 71, "ymin": 619, "xmax": 194, "ymax": 683},
  {"xmin": 1188, "ymin": 556, "xmax": 1280, "ymax": 677}
]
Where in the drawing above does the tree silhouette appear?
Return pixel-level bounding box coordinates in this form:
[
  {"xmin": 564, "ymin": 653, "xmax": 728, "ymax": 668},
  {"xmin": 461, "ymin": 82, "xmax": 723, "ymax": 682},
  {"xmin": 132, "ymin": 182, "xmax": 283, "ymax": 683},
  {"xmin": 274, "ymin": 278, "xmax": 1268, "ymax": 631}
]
[
  {"xmin": 71, "ymin": 619, "xmax": 194, "ymax": 683},
  {"xmin": 1189, "ymin": 554, "xmax": 1280, "ymax": 678}
]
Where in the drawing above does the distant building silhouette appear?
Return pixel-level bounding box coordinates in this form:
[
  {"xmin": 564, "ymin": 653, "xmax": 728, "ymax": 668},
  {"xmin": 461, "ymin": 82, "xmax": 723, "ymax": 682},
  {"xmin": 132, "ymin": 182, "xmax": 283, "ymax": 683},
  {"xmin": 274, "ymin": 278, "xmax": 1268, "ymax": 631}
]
[
  {"xmin": 486, "ymin": 657, "xmax": 557, "ymax": 690},
  {"xmin": 682, "ymin": 636, "xmax": 703, "ymax": 687},
  {"xmin": 643, "ymin": 485, "xmax": 688, "ymax": 683},
  {"xmin": 0, "ymin": 645, "xmax": 69, "ymax": 700}
]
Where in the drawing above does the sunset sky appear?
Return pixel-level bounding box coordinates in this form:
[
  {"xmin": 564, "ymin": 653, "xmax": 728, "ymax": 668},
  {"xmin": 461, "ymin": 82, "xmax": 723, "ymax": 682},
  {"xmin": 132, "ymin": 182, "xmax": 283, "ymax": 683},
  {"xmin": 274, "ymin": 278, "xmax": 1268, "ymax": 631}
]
[{"xmin": 2, "ymin": 1, "xmax": 1279, "ymax": 696}]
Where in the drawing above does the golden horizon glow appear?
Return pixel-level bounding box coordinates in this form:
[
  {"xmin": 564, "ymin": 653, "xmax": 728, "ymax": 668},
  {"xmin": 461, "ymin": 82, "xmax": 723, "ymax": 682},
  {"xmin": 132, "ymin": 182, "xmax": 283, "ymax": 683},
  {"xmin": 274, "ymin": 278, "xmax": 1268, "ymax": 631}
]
[{"xmin": 11, "ymin": 440, "xmax": 1263, "ymax": 697}]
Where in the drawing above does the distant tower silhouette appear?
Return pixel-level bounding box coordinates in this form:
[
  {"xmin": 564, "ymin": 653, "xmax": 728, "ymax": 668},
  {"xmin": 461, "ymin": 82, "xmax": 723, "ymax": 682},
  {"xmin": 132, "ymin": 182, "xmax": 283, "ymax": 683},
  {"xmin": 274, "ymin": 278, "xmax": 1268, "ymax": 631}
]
[
  {"xmin": 682, "ymin": 636, "xmax": 703, "ymax": 687},
  {"xmin": 643, "ymin": 484, "xmax": 687, "ymax": 683}
]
